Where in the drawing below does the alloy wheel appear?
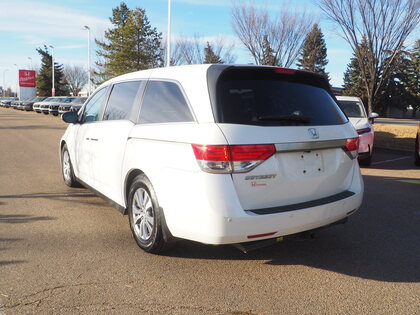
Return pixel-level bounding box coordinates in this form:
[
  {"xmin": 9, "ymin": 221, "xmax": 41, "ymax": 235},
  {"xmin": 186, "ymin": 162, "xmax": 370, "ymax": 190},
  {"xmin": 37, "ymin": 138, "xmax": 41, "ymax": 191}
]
[{"xmin": 131, "ymin": 188, "xmax": 154, "ymax": 241}]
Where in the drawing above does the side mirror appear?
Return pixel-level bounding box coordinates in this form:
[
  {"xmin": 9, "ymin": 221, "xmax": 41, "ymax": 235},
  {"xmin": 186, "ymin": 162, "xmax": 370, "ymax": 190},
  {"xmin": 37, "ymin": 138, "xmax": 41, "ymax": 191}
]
[
  {"xmin": 62, "ymin": 111, "xmax": 79, "ymax": 124},
  {"xmin": 368, "ymin": 112, "xmax": 379, "ymax": 124}
]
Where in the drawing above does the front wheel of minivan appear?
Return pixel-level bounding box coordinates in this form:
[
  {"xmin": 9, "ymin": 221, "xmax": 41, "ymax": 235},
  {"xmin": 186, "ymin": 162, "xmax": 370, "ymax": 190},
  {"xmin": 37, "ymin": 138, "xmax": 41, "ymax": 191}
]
[
  {"xmin": 128, "ymin": 175, "xmax": 167, "ymax": 253},
  {"xmin": 61, "ymin": 144, "xmax": 80, "ymax": 187}
]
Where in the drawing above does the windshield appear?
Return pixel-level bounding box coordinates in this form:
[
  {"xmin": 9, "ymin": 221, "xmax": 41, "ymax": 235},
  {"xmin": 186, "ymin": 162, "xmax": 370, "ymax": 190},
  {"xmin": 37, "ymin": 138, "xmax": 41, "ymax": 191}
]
[
  {"xmin": 215, "ymin": 68, "xmax": 347, "ymax": 126},
  {"xmin": 60, "ymin": 98, "xmax": 74, "ymax": 103},
  {"xmin": 71, "ymin": 97, "xmax": 87, "ymax": 104},
  {"xmin": 337, "ymin": 101, "xmax": 366, "ymax": 118}
]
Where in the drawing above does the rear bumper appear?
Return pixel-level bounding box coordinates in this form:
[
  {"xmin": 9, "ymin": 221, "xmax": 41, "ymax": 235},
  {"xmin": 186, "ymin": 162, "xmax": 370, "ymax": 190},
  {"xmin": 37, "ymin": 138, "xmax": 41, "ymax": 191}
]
[
  {"xmin": 358, "ymin": 130, "xmax": 374, "ymax": 154},
  {"xmin": 183, "ymin": 190, "xmax": 362, "ymax": 245},
  {"xmin": 158, "ymin": 163, "xmax": 364, "ymax": 245}
]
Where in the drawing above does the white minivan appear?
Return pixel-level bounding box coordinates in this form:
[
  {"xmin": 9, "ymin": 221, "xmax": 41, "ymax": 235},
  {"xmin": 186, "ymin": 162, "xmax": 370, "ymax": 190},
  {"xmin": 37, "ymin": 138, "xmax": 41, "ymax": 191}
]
[{"xmin": 60, "ymin": 65, "xmax": 364, "ymax": 253}]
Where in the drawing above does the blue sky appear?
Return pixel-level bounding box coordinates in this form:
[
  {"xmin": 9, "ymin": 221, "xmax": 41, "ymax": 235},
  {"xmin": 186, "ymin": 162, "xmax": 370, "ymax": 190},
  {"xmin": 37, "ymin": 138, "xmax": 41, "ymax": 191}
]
[{"xmin": 0, "ymin": 0, "xmax": 418, "ymax": 92}]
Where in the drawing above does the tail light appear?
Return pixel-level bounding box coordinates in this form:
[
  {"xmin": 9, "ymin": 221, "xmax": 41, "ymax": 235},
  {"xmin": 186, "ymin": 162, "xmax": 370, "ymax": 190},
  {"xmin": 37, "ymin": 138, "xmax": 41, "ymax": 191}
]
[
  {"xmin": 274, "ymin": 67, "xmax": 296, "ymax": 75},
  {"xmin": 357, "ymin": 127, "xmax": 371, "ymax": 135},
  {"xmin": 342, "ymin": 137, "xmax": 359, "ymax": 160},
  {"xmin": 191, "ymin": 144, "xmax": 276, "ymax": 174}
]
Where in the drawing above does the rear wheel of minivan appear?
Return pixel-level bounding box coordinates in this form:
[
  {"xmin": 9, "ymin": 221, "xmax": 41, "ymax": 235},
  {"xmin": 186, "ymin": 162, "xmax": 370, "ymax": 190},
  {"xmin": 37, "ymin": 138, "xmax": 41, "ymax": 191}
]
[{"xmin": 128, "ymin": 175, "xmax": 167, "ymax": 253}]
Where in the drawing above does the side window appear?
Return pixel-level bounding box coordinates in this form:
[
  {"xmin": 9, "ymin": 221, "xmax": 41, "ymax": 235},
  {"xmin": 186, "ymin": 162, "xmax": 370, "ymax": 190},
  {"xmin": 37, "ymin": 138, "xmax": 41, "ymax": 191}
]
[
  {"xmin": 139, "ymin": 81, "xmax": 194, "ymax": 124},
  {"xmin": 103, "ymin": 81, "xmax": 144, "ymax": 122},
  {"xmin": 81, "ymin": 88, "xmax": 108, "ymax": 123}
]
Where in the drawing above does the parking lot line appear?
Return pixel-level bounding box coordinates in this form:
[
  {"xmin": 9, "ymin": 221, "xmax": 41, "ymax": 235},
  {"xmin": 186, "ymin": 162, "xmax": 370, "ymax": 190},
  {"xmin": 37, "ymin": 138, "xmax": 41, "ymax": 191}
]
[{"xmin": 371, "ymin": 156, "xmax": 411, "ymax": 165}]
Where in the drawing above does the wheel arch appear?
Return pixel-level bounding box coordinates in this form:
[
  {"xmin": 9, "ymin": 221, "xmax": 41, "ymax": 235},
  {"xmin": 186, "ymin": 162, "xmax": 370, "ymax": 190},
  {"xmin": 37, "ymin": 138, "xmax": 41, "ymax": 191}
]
[
  {"xmin": 59, "ymin": 140, "xmax": 67, "ymax": 163},
  {"xmin": 124, "ymin": 168, "xmax": 175, "ymax": 246},
  {"xmin": 60, "ymin": 140, "xmax": 66, "ymax": 151},
  {"xmin": 124, "ymin": 169, "xmax": 145, "ymax": 215}
]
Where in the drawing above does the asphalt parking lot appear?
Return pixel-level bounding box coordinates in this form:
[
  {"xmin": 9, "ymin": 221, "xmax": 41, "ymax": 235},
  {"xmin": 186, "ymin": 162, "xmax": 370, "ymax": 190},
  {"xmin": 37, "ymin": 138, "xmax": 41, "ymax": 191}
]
[{"xmin": 1, "ymin": 108, "xmax": 419, "ymax": 314}]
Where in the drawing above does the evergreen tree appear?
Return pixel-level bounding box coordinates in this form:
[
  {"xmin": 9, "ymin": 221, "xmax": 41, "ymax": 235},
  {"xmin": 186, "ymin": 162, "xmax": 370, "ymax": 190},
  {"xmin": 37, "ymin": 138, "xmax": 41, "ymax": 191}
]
[
  {"xmin": 261, "ymin": 35, "xmax": 276, "ymax": 66},
  {"xmin": 377, "ymin": 49, "xmax": 412, "ymax": 115},
  {"xmin": 343, "ymin": 55, "xmax": 365, "ymax": 98},
  {"xmin": 203, "ymin": 42, "xmax": 223, "ymax": 64},
  {"xmin": 297, "ymin": 24, "xmax": 329, "ymax": 79},
  {"xmin": 36, "ymin": 45, "xmax": 67, "ymax": 96},
  {"xmin": 406, "ymin": 40, "xmax": 420, "ymax": 117},
  {"xmin": 344, "ymin": 40, "xmax": 416, "ymax": 115},
  {"xmin": 95, "ymin": 2, "xmax": 163, "ymax": 84},
  {"xmin": 342, "ymin": 37, "xmax": 371, "ymax": 105}
]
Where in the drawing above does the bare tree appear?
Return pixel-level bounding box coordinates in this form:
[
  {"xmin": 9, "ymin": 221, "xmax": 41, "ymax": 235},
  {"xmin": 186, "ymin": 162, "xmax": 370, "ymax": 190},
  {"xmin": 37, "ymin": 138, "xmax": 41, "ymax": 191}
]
[
  {"xmin": 64, "ymin": 65, "xmax": 88, "ymax": 96},
  {"xmin": 177, "ymin": 35, "xmax": 204, "ymax": 64},
  {"xmin": 231, "ymin": 1, "xmax": 315, "ymax": 67},
  {"xmin": 161, "ymin": 37, "xmax": 184, "ymax": 66},
  {"xmin": 317, "ymin": 0, "xmax": 420, "ymax": 113},
  {"xmin": 211, "ymin": 36, "xmax": 236, "ymax": 64},
  {"xmin": 163, "ymin": 34, "xmax": 236, "ymax": 65}
]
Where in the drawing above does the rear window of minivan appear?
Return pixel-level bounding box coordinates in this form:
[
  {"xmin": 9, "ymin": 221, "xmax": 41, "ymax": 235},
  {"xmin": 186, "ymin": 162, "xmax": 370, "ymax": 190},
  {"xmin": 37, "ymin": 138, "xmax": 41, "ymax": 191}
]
[{"xmin": 214, "ymin": 68, "xmax": 347, "ymax": 126}]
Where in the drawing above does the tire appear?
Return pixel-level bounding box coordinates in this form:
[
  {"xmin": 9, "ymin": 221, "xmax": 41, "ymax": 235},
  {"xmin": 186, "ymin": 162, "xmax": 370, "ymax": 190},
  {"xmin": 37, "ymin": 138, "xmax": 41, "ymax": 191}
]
[
  {"xmin": 61, "ymin": 144, "xmax": 80, "ymax": 187},
  {"xmin": 359, "ymin": 147, "xmax": 372, "ymax": 167},
  {"xmin": 415, "ymin": 135, "xmax": 420, "ymax": 167},
  {"xmin": 359, "ymin": 153, "xmax": 372, "ymax": 167},
  {"xmin": 128, "ymin": 175, "xmax": 167, "ymax": 253}
]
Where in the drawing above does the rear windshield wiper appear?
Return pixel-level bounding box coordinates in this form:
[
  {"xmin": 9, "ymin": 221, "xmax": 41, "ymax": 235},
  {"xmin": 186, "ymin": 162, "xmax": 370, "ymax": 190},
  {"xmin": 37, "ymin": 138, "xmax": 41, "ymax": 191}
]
[{"xmin": 258, "ymin": 115, "xmax": 311, "ymax": 123}]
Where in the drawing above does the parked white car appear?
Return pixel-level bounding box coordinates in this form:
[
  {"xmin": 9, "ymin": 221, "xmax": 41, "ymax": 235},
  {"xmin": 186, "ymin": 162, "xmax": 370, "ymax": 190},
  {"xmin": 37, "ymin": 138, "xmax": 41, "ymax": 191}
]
[
  {"xmin": 33, "ymin": 97, "xmax": 60, "ymax": 113},
  {"xmin": 336, "ymin": 96, "xmax": 379, "ymax": 166},
  {"xmin": 60, "ymin": 65, "xmax": 364, "ymax": 253}
]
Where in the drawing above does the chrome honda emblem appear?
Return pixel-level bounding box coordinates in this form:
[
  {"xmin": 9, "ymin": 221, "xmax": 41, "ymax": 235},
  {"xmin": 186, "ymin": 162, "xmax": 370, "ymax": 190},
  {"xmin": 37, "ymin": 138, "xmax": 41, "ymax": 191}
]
[{"xmin": 308, "ymin": 128, "xmax": 319, "ymax": 139}]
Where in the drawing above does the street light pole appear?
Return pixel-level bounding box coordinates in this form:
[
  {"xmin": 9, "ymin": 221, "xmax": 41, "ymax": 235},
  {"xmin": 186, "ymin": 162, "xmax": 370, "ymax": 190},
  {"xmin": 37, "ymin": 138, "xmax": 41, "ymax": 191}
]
[
  {"xmin": 13, "ymin": 64, "xmax": 18, "ymax": 98},
  {"xmin": 2, "ymin": 69, "xmax": 8, "ymax": 97},
  {"xmin": 49, "ymin": 45, "xmax": 55, "ymax": 96},
  {"xmin": 83, "ymin": 26, "xmax": 91, "ymax": 96},
  {"xmin": 28, "ymin": 57, "xmax": 32, "ymax": 70},
  {"xmin": 166, "ymin": 0, "xmax": 172, "ymax": 67}
]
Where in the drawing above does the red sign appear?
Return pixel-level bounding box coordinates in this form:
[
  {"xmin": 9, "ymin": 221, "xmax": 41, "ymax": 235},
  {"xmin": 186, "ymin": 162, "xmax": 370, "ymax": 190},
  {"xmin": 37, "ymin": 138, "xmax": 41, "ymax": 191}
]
[{"xmin": 19, "ymin": 70, "xmax": 36, "ymax": 87}]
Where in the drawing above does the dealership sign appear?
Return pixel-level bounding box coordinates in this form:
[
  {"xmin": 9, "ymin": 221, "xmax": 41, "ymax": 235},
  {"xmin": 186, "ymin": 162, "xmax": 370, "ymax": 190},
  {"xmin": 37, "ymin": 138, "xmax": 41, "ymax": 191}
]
[{"xmin": 19, "ymin": 70, "xmax": 36, "ymax": 87}]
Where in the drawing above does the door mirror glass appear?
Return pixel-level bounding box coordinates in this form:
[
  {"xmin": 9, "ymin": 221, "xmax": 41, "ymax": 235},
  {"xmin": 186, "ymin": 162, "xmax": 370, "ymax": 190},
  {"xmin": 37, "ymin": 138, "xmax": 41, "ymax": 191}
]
[{"xmin": 62, "ymin": 111, "xmax": 79, "ymax": 124}]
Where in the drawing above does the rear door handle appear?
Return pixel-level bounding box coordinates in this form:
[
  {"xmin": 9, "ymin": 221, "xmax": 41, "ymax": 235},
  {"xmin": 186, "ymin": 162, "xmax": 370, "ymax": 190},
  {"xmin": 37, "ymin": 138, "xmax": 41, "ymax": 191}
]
[{"xmin": 86, "ymin": 138, "xmax": 99, "ymax": 141}]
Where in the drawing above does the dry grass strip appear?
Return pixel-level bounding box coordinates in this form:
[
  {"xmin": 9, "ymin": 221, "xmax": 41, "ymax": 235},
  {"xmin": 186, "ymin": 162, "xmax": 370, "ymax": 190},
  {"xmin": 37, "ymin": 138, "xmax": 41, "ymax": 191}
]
[{"xmin": 374, "ymin": 123, "xmax": 418, "ymax": 151}]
